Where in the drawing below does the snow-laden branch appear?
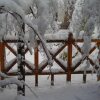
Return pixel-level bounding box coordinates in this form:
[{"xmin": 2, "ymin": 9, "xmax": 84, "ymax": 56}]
[
  {"xmin": 81, "ymin": 34, "xmax": 91, "ymax": 60},
  {"xmin": 0, "ymin": 78, "xmax": 23, "ymax": 88},
  {"xmin": 0, "ymin": 71, "xmax": 38, "ymax": 97},
  {"xmin": 0, "ymin": 72, "xmax": 23, "ymax": 88},
  {"xmin": 0, "ymin": 71, "xmax": 10, "ymax": 78},
  {"xmin": 70, "ymin": 0, "xmax": 100, "ymax": 37},
  {"xmin": 0, "ymin": 0, "xmax": 53, "ymax": 65}
]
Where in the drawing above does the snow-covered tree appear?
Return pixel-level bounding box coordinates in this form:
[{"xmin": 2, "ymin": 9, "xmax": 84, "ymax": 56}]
[
  {"xmin": 0, "ymin": 0, "xmax": 64, "ymax": 96},
  {"xmin": 0, "ymin": 0, "xmax": 52, "ymax": 96},
  {"xmin": 70, "ymin": 0, "xmax": 100, "ymax": 78},
  {"xmin": 70, "ymin": 0, "xmax": 100, "ymax": 36},
  {"xmin": 59, "ymin": 0, "xmax": 76, "ymax": 29}
]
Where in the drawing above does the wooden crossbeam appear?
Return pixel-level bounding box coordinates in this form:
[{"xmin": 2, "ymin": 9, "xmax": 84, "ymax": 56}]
[
  {"xmin": 75, "ymin": 39, "xmax": 100, "ymax": 42},
  {"xmin": 5, "ymin": 43, "xmax": 29, "ymax": 56},
  {"xmin": 39, "ymin": 62, "xmax": 48, "ymax": 72},
  {"xmin": 73, "ymin": 43, "xmax": 83, "ymax": 54},
  {"xmin": 72, "ymin": 59, "xmax": 83, "ymax": 72},
  {"xmin": 39, "ymin": 43, "xmax": 67, "ymax": 72},
  {"xmin": 54, "ymin": 58, "xmax": 67, "ymax": 72},
  {"xmin": 88, "ymin": 58, "xmax": 99, "ymax": 69},
  {"xmin": 89, "ymin": 46, "xmax": 96, "ymax": 54},
  {"xmin": 72, "ymin": 43, "xmax": 97, "ymax": 72},
  {"xmin": 53, "ymin": 43, "xmax": 67, "ymax": 58},
  {"xmin": 24, "ymin": 62, "xmax": 34, "ymax": 71},
  {"xmin": 50, "ymin": 49, "xmax": 67, "ymax": 72},
  {"xmin": 25, "ymin": 47, "xmax": 29, "ymax": 54},
  {"xmin": 4, "ymin": 45, "xmax": 29, "ymax": 73},
  {"xmin": 5, "ymin": 59, "xmax": 17, "ymax": 72},
  {"xmin": 73, "ymin": 43, "xmax": 96, "ymax": 55},
  {"xmin": 7, "ymin": 70, "xmax": 93, "ymax": 76},
  {"xmin": 6, "ymin": 59, "xmax": 35, "ymax": 73},
  {"xmin": 4, "ymin": 43, "xmax": 17, "ymax": 56},
  {"xmin": 3, "ymin": 38, "xmax": 100, "ymax": 43}
]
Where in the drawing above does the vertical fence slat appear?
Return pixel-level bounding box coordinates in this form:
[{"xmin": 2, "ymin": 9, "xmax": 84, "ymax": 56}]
[
  {"xmin": 51, "ymin": 74, "xmax": 54, "ymax": 86},
  {"xmin": 67, "ymin": 33, "xmax": 73, "ymax": 82},
  {"xmin": 34, "ymin": 45, "xmax": 39, "ymax": 86},
  {"xmin": 83, "ymin": 74, "xmax": 86, "ymax": 83},
  {"xmin": 97, "ymin": 43, "xmax": 100, "ymax": 81},
  {"xmin": 0, "ymin": 42, "xmax": 5, "ymax": 80}
]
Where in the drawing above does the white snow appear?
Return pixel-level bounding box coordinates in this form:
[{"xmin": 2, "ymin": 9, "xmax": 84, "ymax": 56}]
[
  {"xmin": 5, "ymin": 58, "xmax": 16, "ymax": 68},
  {"xmin": 1, "ymin": 43, "xmax": 100, "ymax": 100},
  {"xmin": 25, "ymin": 60, "xmax": 35, "ymax": 70},
  {"xmin": 0, "ymin": 78, "xmax": 23, "ymax": 88},
  {"xmin": 3, "ymin": 29, "xmax": 100, "ymax": 41},
  {"xmin": 44, "ymin": 29, "xmax": 70, "ymax": 40},
  {"xmin": 0, "ymin": 75, "xmax": 99, "ymax": 100},
  {"xmin": 0, "ymin": 0, "xmax": 100, "ymax": 100}
]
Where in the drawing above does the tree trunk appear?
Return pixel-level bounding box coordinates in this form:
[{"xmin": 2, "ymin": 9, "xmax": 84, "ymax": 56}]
[
  {"xmin": 17, "ymin": 24, "xmax": 25, "ymax": 96},
  {"xmin": 97, "ymin": 46, "xmax": 100, "ymax": 81}
]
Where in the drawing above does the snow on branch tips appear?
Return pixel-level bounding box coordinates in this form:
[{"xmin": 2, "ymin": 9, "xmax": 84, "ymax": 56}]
[
  {"xmin": 82, "ymin": 33, "xmax": 91, "ymax": 60},
  {"xmin": 0, "ymin": 0, "xmax": 53, "ymax": 65},
  {"xmin": 0, "ymin": 72, "xmax": 38, "ymax": 97},
  {"xmin": 0, "ymin": 78, "xmax": 23, "ymax": 88},
  {"xmin": 0, "ymin": 72, "xmax": 23, "ymax": 88}
]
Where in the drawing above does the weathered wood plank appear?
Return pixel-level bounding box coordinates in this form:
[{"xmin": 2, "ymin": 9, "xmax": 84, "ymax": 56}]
[{"xmin": 0, "ymin": 42, "xmax": 5, "ymax": 80}]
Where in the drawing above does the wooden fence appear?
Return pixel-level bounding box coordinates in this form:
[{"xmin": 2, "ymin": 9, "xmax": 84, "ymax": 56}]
[{"xmin": 0, "ymin": 33, "xmax": 100, "ymax": 86}]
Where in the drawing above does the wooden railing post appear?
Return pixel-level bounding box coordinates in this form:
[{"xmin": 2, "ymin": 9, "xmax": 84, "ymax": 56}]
[
  {"xmin": 67, "ymin": 33, "xmax": 73, "ymax": 82},
  {"xmin": 97, "ymin": 44, "xmax": 100, "ymax": 81},
  {"xmin": 34, "ymin": 44, "xmax": 39, "ymax": 86},
  {"xmin": 83, "ymin": 74, "xmax": 86, "ymax": 83},
  {"xmin": 51, "ymin": 74, "xmax": 54, "ymax": 86},
  {"xmin": 0, "ymin": 42, "xmax": 5, "ymax": 80}
]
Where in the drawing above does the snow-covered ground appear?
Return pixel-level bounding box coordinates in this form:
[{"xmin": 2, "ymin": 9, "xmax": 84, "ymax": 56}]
[
  {"xmin": 0, "ymin": 0, "xmax": 100, "ymax": 100},
  {"xmin": 0, "ymin": 74, "xmax": 100, "ymax": 100},
  {"xmin": 2, "ymin": 38, "xmax": 100, "ymax": 100}
]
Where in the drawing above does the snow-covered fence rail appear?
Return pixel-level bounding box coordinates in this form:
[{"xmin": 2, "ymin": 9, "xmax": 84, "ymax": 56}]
[{"xmin": 0, "ymin": 33, "xmax": 99, "ymax": 85}]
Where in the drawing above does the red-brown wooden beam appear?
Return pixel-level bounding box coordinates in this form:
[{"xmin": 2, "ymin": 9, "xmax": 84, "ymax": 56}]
[
  {"xmin": 24, "ymin": 61, "xmax": 35, "ymax": 71},
  {"xmin": 53, "ymin": 43, "xmax": 67, "ymax": 58},
  {"xmin": 39, "ymin": 44, "xmax": 67, "ymax": 72},
  {"xmin": 3, "ymin": 38, "xmax": 100, "ymax": 43},
  {"xmin": 51, "ymin": 74, "xmax": 54, "ymax": 86},
  {"xmin": 67, "ymin": 33, "xmax": 73, "ymax": 82},
  {"xmin": 34, "ymin": 46, "xmax": 39, "ymax": 86},
  {"xmin": 0, "ymin": 42, "xmax": 5, "ymax": 80},
  {"xmin": 72, "ymin": 44, "xmax": 97, "ymax": 72},
  {"xmin": 4, "ymin": 45, "xmax": 29, "ymax": 73},
  {"xmin": 39, "ymin": 62, "xmax": 48, "ymax": 73},
  {"xmin": 4, "ymin": 43, "xmax": 17, "ymax": 56},
  {"xmin": 7, "ymin": 70, "xmax": 93, "ymax": 76},
  {"xmin": 54, "ymin": 58, "xmax": 67, "ymax": 72},
  {"xmin": 5, "ymin": 58, "xmax": 17, "ymax": 72},
  {"xmin": 25, "ymin": 47, "xmax": 29, "ymax": 54}
]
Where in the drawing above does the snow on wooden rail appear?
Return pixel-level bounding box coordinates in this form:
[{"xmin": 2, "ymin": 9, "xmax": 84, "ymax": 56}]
[
  {"xmin": 0, "ymin": 32, "xmax": 100, "ymax": 85},
  {"xmin": 3, "ymin": 30, "xmax": 100, "ymax": 43}
]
